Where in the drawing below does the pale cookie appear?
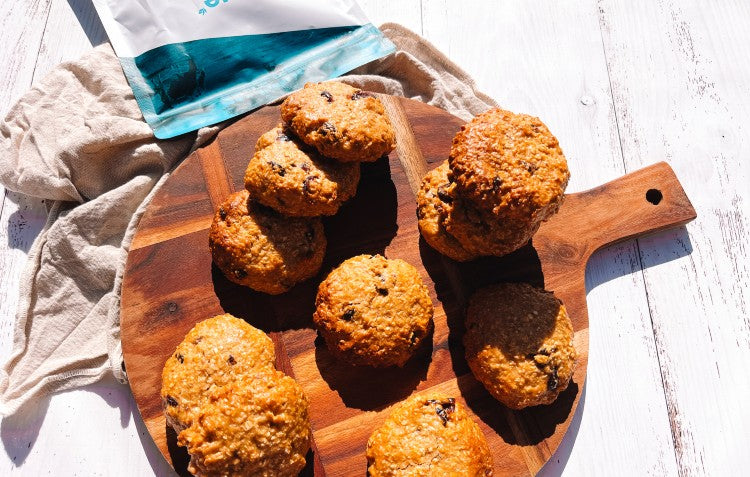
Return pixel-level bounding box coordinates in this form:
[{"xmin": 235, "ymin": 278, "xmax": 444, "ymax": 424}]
[
  {"xmin": 178, "ymin": 372, "xmax": 311, "ymax": 477},
  {"xmin": 160, "ymin": 314, "xmax": 276, "ymax": 432}
]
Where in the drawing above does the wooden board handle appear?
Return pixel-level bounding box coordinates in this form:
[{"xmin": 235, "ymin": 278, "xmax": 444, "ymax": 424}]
[{"xmin": 540, "ymin": 162, "xmax": 696, "ymax": 259}]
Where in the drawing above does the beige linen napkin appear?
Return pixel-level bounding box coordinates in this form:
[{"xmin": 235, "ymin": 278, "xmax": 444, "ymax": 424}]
[{"xmin": 0, "ymin": 23, "xmax": 496, "ymax": 415}]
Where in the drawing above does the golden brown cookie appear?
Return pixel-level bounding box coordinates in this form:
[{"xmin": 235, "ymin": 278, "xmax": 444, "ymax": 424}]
[
  {"xmin": 448, "ymin": 108, "xmax": 569, "ymax": 225},
  {"xmin": 160, "ymin": 314, "xmax": 276, "ymax": 432},
  {"xmin": 209, "ymin": 190, "xmax": 326, "ymax": 295},
  {"xmin": 443, "ymin": 194, "xmax": 538, "ymax": 257},
  {"xmin": 178, "ymin": 372, "xmax": 311, "ymax": 477},
  {"xmin": 280, "ymin": 81, "xmax": 396, "ymax": 162},
  {"xmin": 313, "ymin": 254, "xmax": 434, "ymax": 367},
  {"xmin": 366, "ymin": 392, "xmax": 493, "ymax": 476},
  {"xmin": 416, "ymin": 162, "xmax": 479, "ymax": 262},
  {"xmin": 464, "ymin": 283, "xmax": 577, "ymax": 409},
  {"xmin": 244, "ymin": 125, "xmax": 360, "ymax": 216}
]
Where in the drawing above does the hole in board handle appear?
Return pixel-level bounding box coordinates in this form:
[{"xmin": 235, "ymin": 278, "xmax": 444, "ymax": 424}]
[{"xmin": 646, "ymin": 189, "xmax": 663, "ymax": 205}]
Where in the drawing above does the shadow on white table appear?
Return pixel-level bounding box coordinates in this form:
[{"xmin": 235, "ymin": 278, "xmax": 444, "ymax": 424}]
[{"xmin": 1, "ymin": 375, "xmax": 175, "ymax": 475}]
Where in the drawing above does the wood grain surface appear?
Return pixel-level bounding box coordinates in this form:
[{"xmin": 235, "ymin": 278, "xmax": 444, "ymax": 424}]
[{"xmin": 120, "ymin": 96, "xmax": 695, "ymax": 476}]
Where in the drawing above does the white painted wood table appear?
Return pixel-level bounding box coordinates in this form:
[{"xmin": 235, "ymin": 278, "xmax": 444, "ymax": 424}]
[{"xmin": 1, "ymin": 1, "xmax": 747, "ymax": 476}]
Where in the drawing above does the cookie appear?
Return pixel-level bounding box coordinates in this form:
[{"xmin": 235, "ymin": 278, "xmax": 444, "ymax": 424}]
[
  {"xmin": 280, "ymin": 81, "xmax": 396, "ymax": 162},
  {"xmin": 463, "ymin": 283, "xmax": 577, "ymax": 409},
  {"xmin": 161, "ymin": 314, "xmax": 276, "ymax": 432},
  {"xmin": 366, "ymin": 392, "xmax": 493, "ymax": 476},
  {"xmin": 244, "ymin": 125, "xmax": 360, "ymax": 216},
  {"xmin": 313, "ymin": 254, "xmax": 434, "ymax": 367},
  {"xmin": 443, "ymin": 194, "xmax": 538, "ymax": 257},
  {"xmin": 209, "ymin": 190, "xmax": 326, "ymax": 295},
  {"xmin": 416, "ymin": 162, "xmax": 479, "ymax": 262},
  {"xmin": 448, "ymin": 108, "xmax": 569, "ymax": 225},
  {"xmin": 178, "ymin": 372, "xmax": 311, "ymax": 477}
]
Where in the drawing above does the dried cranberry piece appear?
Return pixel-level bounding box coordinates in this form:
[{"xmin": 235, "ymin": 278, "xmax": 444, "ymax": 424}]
[
  {"xmin": 268, "ymin": 160, "xmax": 286, "ymax": 176},
  {"xmin": 426, "ymin": 398, "xmax": 456, "ymax": 426},
  {"xmin": 302, "ymin": 175, "xmax": 317, "ymax": 194},
  {"xmin": 319, "ymin": 122, "xmax": 336, "ymax": 137},
  {"xmin": 436, "ymin": 184, "xmax": 453, "ymax": 203},
  {"xmin": 305, "ymin": 225, "xmax": 315, "ymax": 244},
  {"xmin": 548, "ymin": 366, "xmax": 559, "ymax": 391},
  {"xmin": 520, "ymin": 160, "xmax": 538, "ymax": 174}
]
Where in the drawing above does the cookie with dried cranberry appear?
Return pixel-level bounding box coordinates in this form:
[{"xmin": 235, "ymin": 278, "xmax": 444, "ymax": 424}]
[
  {"xmin": 313, "ymin": 254, "xmax": 434, "ymax": 367},
  {"xmin": 160, "ymin": 314, "xmax": 276, "ymax": 433},
  {"xmin": 464, "ymin": 283, "xmax": 577, "ymax": 409},
  {"xmin": 366, "ymin": 392, "xmax": 493, "ymax": 476},
  {"xmin": 244, "ymin": 125, "xmax": 360, "ymax": 217},
  {"xmin": 448, "ymin": 108, "xmax": 569, "ymax": 230},
  {"xmin": 280, "ymin": 81, "xmax": 395, "ymax": 162},
  {"xmin": 209, "ymin": 189, "xmax": 326, "ymax": 295},
  {"xmin": 178, "ymin": 372, "xmax": 311, "ymax": 477},
  {"xmin": 416, "ymin": 161, "xmax": 478, "ymax": 262},
  {"xmin": 443, "ymin": 194, "xmax": 539, "ymax": 257}
]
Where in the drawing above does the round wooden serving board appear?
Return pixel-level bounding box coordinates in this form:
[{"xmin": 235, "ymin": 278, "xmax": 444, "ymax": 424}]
[{"xmin": 121, "ymin": 96, "xmax": 696, "ymax": 476}]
